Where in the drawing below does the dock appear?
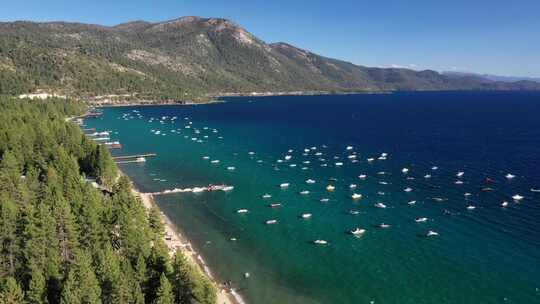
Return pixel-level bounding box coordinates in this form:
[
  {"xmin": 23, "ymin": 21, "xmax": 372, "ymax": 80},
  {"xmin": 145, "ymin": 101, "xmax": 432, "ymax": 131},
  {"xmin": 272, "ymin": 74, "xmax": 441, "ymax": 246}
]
[{"xmin": 113, "ymin": 153, "xmax": 157, "ymax": 160}]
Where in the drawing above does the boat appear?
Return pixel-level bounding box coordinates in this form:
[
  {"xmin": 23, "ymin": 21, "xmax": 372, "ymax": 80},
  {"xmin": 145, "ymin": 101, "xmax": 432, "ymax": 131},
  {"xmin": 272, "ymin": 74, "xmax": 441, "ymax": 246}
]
[
  {"xmin": 431, "ymin": 166, "xmax": 439, "ymax": 170},
  {"xmin": 221, "ymin": 186, "xmax": 234, "ymax": 192},
  {"xmin": 210, "ymin": 160, "xmax": 220, "ymax": 164},
  {"xmin": 512, "ymin": 194, "xmax": 524, "ymax": 201},
  {"xmin": 426, "ymin": 230, "xmax": 439, "ymax": 237},
  {"xmin": 367, "ymin": 158, "xmax": 375, "ymax": 162},
  {"xmin": 377, "ymin": 223, "xmax": 391, "ymax": 228},
  {"xmin": 289, "ymin": 164, "xmax": 297, "ymax": 167},
  {"xmin": 269, "ymin": 203, "xmax": 282, "ymax": 208},
  {"xmin": 466, "ymin": 205, "xmax": 476, "ymax": 210},
  {"xmin": 531, "ymin": 189, "xmax": 540, "ymax": 193},
  {"xmin": 415, "ymin": 217, "xmax": 428, "ymax": 223},
  {"xmin": 379, "ymin": 181, "xmax": 388, "ymax": 185},
  {"xmin": 346, "ymin": 146, "xmax": 353, "ymax": 150},
  {"xmin": 227, "ymin": 166, "xmax": 236, "ymax": 171},
  {"xmin": 326, "ymin": 185, "xmax": 335, "ymax": 191},
  {"xmin": 306, "ymin": 179, "xmax": 316, "ymax": 184},
  {"xmin": 299, "ymin": 190, "xmax": 310, "ymax": 195},
  {"xmin": 349, "ymin": 210, "xmax": 360, "ymax": 215},
  {"xmin": 404, "ymin": 187, "xmax": 413, "ymax": 192},
  {"xmin": 265, "ymin": 220, "xmax": 278, "ymax": 225},
  {"xmin": 136, "ymin": 157, "xmax": 146, "ymax": 162},
  {"xmin": 284, "ymin": 155, "xmax": 292, "ymax": 160},
  {"xmin": 335, "ymin": 162, "xmax": 343, "ymax": 166},
  {"xmin": 408, "ymin": 200, "xmax": 417, "ymax": 205},
  {"xmin": 350, "ymin": 228, "xmax": 366, "ymax": 235},
  {"xmin": 262, "ymin": 194, "xmax": 272, "ymax": 199},
  {"xmin": 301, "ymin": 213, "xmax": 312, "ymax": 219},
  {"xmin": 505, "ymin": 173, "xmax": 516, "ymax": 179},
  {"xmin": 237, "ymin": 209, "xmax": 249, "ymax": 213},
  {"xmin": 402, "ymin": 168, "xmax": 409, "ymax": 174},
  {"xmin": 424, "ymin": 174, "xmax": 432, "ymax": 178},
  {"xmin": 358, "ymin": 174, "xmax": 367, "ymax": 180},
  {"xmin": 455, "ymin": 180, "xmax": 464, "ymax": 185},
  {"xmin": 280, "ymin": 183, "xmax": 290, "ymax": 188},
  {"xmin": 464, "ymin": 192, "xmax": 472, "ymax": 197},
  {"xmin": 313, "ymin": 240, "xmax": 328, "ymax": 245},
  {"xmin": 501, "ymin": 201, "xmax": 509, "ymax": 207},
  {"xmin": 374, "ymin": 202, "xmax": 387, "ymax": 209},
  {"xmin": 456, "ymin": 171, "xmax": 465, "ymax": 178},
  {"xmin": 320, "ymin": 198, "xmax": 330, "ymax": 203},
  {"xmin": 351, "ymin": 193, "xmax": 363, "ymax": 200}
]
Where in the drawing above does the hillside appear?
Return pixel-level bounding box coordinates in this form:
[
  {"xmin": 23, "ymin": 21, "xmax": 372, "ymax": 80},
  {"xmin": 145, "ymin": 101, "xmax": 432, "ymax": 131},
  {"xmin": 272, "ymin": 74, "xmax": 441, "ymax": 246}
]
[{"xmin": 1, "ymin": 16, "xmax": 539, "ymax": 101}]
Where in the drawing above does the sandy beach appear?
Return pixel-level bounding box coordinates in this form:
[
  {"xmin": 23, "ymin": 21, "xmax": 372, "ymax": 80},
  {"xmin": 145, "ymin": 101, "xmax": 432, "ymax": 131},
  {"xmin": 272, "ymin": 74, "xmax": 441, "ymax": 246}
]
[{"xmin": 133, "ymin": 189, "xmax": 243, "ymax": 304}]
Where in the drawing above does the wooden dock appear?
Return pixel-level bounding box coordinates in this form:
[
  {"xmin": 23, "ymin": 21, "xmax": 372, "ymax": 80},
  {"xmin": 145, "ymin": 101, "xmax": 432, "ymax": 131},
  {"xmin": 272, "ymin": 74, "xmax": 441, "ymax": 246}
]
[{"xmin": 112, "ymin": 153, "xmax": 157, "ymax": 160}]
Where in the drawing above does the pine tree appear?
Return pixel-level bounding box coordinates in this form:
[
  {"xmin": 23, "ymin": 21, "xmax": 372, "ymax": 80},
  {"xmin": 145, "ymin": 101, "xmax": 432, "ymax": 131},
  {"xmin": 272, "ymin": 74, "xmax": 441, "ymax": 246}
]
[
  {"xmin": 153, "ymin": 274, "xmax": 173, "ymax": 304},
  {"xmin": 0, "ymin": 197, "xmax": 18, "ymax": 277},
  {"xmin": 26, "ymin": 264, "xmax": 47, "ymax": 304},
  {"xmin": 0, "ymin": 277, "xmax": 24, "ymax": 304}
]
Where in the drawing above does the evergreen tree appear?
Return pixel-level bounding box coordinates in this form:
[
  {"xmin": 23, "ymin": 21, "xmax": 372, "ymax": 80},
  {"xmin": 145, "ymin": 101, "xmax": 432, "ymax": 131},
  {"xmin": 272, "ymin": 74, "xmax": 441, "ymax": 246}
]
[
  {"xmin": 0, "ymin": 277, "xmax": 24, "ymax": 304},
  {"xmin": 153, "ymin": 274, "xmax": 174, "ymax": 304}
]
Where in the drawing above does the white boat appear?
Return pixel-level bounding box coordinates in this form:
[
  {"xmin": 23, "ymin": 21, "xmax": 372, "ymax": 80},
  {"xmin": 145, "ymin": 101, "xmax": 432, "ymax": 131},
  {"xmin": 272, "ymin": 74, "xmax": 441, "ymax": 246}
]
[
  {"xmin": 404, "ymin": 187, "xmax": 413, "ymax": 192},
  {"xmin": 227, "ymin": 166, "xmax": 236, "ymax": 171},
  {"xmin": 464, "ymin": 192, "xmax": 472, "ymax": 197},
  {"xmin": 289, "ymin": 164, "xmax": 297, "ymax": 167},
  {"xmin": 466, "ymin": 205, "xmax": 476, "ymax": 210},
  {"xmin": 424, "ymin": 174, "xmax": 432, "ymax": 179},
  {"xmin": 347, "ymin": 155, "xmax": 357, "ymax": 159},
  {"xmin": 402, "ymin": 168, "xmax": 409, "ymax": 174},
  {"xmin": 301, "ymin": 213, "xmax": 312, "ymax": 219},
  {"xmin": 408, "ymin": 200, "xmax": 417, "ymax": 205},
  {"xmin": 374, "ymin": 203, "xmax": 387, "ymax": 209},
  {"xmin": 367, "ymin": 158, "xmax": 375, "ymax": 162},
  {"xmin": 381, "ymin": 153, "xmax": 388, "ymax": 157},
  {"xmin": 210, "ymin": 160, "xmax": 220, "ymax": 164},
  {"xmin": 269, "ymin": 203, "xmax": 282, "ymax": 208},
  {"xmin": 335, "ymin": 162, "xmax": 343, "ymax": 166},
  {"xmin": 505, "ymin": 173, "xmax": 516, "ymax": 179},
  {"xmin": 237, "ymin": 209, "xmax": 249, "ymax": 213},
  {"xmin": 222, "ymin": 186, "xmax": 234, "ymax": 192},
  {"xmin": 349, "ymin": 184, "xmax": 357, "ymax": 189},
  {"xmin": 136, "ymin": 157, "xmax": 146, "ymax": 162},
  {"xmin": 415, "ymin": 217, "xmax": 428, "ymax": 223},
  {"xmin": 512, "ymin": 194, "xmax": 524, "ymax": 201},
  {"xmin": 351, "ymin": 193, "xmax": 363, "ymax": 200},
  {"xmin": 349, "ymin": 210, "xmax": 360, "ymax": 215},
  {"xmin": 265, "ymin": 220, "xmax": 278, "ymax": 225},
  {"xmin": 358, "ymin": 174, "xmax": 367, "ymax": 180},
  {"xmin": 262, "ymin": 194, "xmax": 272, "ymax": 199},
  {"xmin": 299, "ymin": 190, "xmax": 310, "ymax": 195},
  {"xmin": 426, "ymin": 230, "xmax": 439, "ymax": 237},
  {"xmin": 378, "ymin": 156, "xmax": 387, "ymax": 160},
  {"xmin": 456, "ymin": 171, "xmax": 465, "ymax": 178},
  {"xmin": 431, "ymin": 166, "xmax": 439, "ymax": 170},
  {"xmin": 303, "ymin": 160, "xmax": 311, "ymax": 164},
  {"xmin": 248, "ymin": 151, "xmax": 255, "ymax": 155},
  {"xmin": 326, "ymin": 185, "xmax": 335, "ymax": 191},
  {"xmin": 350, "ymin": 228, "xmax": 366, "ymax": 235},
  {"xmin": 530, "ymin": 189, "xmax": 540, "ymax": 193},
  {"xmin": 346, "ymin": 146, "xmax": 353, "ymax": 150},
  {"xmin": 284, "ymin": 155, "xmax": 292, "ymax": 160},
  {"xmin": 280, "ymin": 183, "xmax": 290, "ymax": 188},
  {"xmin": 320, "ymin": 198, "xmax": 330, "ymax": 203},
  {"xmin": 501, "ymin": 201, "xmax": 509, "ymax": 207},
  {"xmin": 377, "ymin": 223, "xmax": 391, "ymax": 228},
  {"xmin": 455, "ymin": 180, "xmax": 464, "ymax": 185},
  {"xmin": 313, "ymin": 240, "xmax": 328, "ymax": 245},
  {"xmin": 306, "ymin": 179, "xmax": 316, "ymax": 184}
]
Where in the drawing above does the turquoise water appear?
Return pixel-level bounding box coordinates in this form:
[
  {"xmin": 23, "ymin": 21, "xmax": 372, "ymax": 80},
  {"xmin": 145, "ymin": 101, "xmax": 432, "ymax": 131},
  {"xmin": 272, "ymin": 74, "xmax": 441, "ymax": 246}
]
[{"xmin": 86, "ymin": 92, "xmax": 540, "ymax": 304}]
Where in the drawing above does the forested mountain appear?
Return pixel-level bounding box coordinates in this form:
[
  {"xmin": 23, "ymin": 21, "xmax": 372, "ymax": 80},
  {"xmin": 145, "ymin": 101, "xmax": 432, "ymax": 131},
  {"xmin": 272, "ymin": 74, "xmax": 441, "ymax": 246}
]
[
  {"xmin": 0, "ymin": 16, "xmax": 539, "ymax": 101},
  {"xmin": 0, "ymin": 97, "xmax": 215, "ymax": 303}
]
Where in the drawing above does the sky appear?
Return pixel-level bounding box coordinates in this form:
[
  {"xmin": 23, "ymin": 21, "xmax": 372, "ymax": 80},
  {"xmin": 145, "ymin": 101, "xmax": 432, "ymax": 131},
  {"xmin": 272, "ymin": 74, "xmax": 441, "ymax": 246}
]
[{"xmin": 2, "ymin": 0, "xmax": 539, "ymax": 77}]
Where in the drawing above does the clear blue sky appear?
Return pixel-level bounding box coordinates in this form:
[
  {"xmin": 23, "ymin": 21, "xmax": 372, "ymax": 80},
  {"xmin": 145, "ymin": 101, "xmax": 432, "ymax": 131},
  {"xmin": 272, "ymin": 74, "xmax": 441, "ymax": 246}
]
[{"xmin": 2, "ymin": 0, "xmax": 539, "ymax": 77}]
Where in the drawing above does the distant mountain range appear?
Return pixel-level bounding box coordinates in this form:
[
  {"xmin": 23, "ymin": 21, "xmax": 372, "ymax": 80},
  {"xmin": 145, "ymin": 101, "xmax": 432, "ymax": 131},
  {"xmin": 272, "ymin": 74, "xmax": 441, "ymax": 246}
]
[
  {"xmin": 1, "ymin": 16, "xmax": 539, "ymax": 101},
  {"xmin": 443, "ymin": 71, "xmax": 540, "ymax": 84}
]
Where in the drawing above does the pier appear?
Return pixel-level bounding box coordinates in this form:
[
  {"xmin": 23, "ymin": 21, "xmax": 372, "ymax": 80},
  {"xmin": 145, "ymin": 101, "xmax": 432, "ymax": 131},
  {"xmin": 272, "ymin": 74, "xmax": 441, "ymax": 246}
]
[{"xmin": 113, "ymin": 153, "xmax": 157, "ymax": 160}]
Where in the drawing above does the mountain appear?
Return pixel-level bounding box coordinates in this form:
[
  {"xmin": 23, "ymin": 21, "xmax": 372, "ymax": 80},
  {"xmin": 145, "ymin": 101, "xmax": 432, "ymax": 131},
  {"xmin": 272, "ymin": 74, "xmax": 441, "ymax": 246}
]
[
  {"xmin": 444, "ymin": 71, "xmax": 540, "ymax": 83},
  {"xmin": 1, "ymin": 16, "xmax": 539, "ymax": 101}
]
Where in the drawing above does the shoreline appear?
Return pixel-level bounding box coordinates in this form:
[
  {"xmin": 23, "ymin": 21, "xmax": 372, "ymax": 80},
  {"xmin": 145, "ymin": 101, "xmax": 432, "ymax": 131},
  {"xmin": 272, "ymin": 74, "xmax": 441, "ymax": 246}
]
[{"xmin": 132, "ymin": 188, "xmax": 244, "ymax": 304}]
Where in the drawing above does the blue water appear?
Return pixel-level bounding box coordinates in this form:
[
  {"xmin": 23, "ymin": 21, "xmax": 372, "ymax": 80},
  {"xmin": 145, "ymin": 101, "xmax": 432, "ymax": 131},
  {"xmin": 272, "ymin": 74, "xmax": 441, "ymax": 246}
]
[{"xmin": 86, "ymin": 92, "xmax": 540, "ymax": 304}]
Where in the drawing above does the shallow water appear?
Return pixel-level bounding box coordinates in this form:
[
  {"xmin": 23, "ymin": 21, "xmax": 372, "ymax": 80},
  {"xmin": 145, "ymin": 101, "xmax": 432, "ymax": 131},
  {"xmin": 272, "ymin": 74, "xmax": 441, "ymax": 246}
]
[{"xmin": 87, "ymin": 92, "xmax": 540, "ymax": 304}]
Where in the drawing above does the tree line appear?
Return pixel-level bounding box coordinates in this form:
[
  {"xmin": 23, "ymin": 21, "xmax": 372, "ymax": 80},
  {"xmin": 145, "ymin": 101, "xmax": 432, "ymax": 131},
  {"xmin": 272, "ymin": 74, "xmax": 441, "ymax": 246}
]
[{"xmin": 0, "ymin": 96, "xmax": 216, "ymax": 303}]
